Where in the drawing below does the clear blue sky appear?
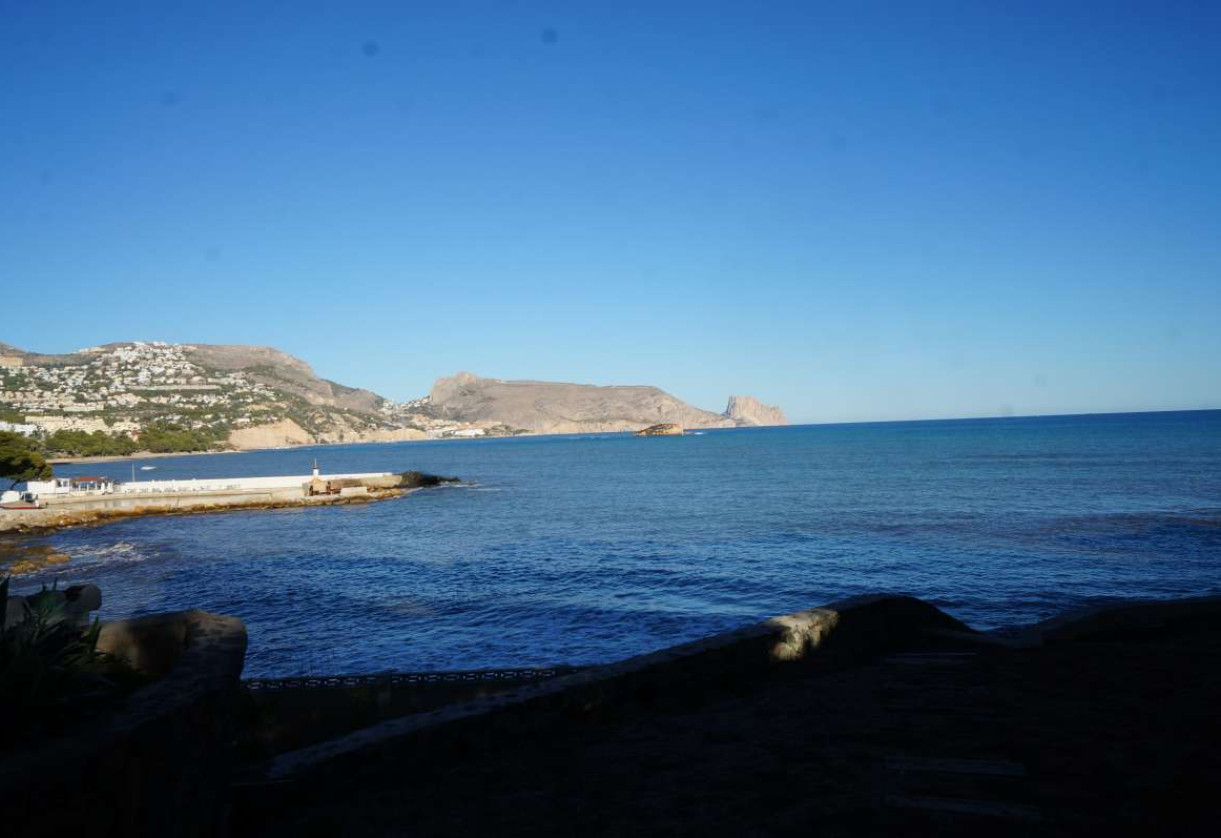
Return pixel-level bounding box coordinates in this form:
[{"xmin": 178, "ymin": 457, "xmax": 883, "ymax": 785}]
[{"xmin": 2, "ymin": 1, "xmax": 1218, "ymax": 423}]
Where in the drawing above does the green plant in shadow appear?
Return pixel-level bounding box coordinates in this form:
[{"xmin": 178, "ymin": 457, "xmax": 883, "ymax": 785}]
[{"xmin": 0, "ymin": 577, "xmax": 138, "ymax": 744}]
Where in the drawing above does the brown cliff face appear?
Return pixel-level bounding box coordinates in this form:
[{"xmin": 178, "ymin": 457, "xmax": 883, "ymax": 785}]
[
  {"xmin": 723, "ymin": 395, "xmax": 789, "ymax": 427},
  {"xmin": 226, "ymin": 418, "xmax": 313, "ymax": 450}
]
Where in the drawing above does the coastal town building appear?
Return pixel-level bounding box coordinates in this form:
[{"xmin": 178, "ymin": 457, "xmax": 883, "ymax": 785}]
[{"xmin": 25, "ymin": 475, "xmax": 116, "ymax": 496}]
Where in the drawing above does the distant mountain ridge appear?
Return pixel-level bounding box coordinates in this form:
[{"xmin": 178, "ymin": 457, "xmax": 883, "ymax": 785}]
[
  {"xmin": 0, "ymin": 340, "xmax": 787, "ymax": 450},
  {"xmin": 184, "ymin": 344, "xmax": 385, "ymax": 416},
  {"xmin": 426, "ymin": 371, "xmax": 788, "ymax": 434}
]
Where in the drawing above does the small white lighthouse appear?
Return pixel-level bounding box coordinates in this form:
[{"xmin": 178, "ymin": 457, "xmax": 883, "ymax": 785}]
[{"xmin": 311, "ymin": 459, "xmax": 320, "ymax": 478}]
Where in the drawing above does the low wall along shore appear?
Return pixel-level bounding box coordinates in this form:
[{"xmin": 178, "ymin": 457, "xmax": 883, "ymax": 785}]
[{"xmin": 251, "ymin": 595, "xmax": 969, "ymax": 789}]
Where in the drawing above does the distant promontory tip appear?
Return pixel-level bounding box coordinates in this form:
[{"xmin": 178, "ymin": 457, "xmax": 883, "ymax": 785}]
[{"xmin": 723, "ymin": 395, "xmax": 789, "ymax": 427}]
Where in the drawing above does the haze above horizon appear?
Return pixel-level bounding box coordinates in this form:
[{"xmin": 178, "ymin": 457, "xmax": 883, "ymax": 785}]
[{"xmin": 3, "ymin": 2, "xmax": 1219, "ymax": 424}]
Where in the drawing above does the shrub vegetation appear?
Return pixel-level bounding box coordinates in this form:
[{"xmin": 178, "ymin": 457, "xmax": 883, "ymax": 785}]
[{"xmin": 0, "ymin": 579, "xmax": 143, "ymax": 743}]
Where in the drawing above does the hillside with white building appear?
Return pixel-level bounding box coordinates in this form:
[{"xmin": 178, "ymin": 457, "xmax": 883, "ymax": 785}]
[{"xmin": 0, "ymin": 340, "xmax": 520, "ymax": 452}]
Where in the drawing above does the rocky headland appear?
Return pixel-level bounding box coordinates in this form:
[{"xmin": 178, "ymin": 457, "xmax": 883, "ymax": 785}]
[{"xmin": 424, "ymin": 371, "xmax": 787, "ymax": 435}]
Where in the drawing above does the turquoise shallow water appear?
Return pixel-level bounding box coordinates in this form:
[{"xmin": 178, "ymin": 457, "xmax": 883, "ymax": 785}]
[{"xmin": 10, "ymin": 410, "xmax": 1221, "ymax": 677}]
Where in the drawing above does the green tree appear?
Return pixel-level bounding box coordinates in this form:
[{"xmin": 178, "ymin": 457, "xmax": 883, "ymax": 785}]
[
  {"xmin": 0, "ymin": 431, "xmax": 52, "ymax": 489},
  {"xmin": 138, "ymin": 422, "xmax": 222, "ymax": 453},
  {"xmin": 44, "ymin": 430, "xmax": 138, "ymax": 457}
]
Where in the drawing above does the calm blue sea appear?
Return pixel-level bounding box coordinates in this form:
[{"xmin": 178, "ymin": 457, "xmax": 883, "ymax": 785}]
[{"xmin": 10, "ymin": 410, "xmax": 1221, "ymax": 678}]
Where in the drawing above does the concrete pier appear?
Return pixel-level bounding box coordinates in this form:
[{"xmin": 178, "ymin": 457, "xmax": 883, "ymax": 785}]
[{"xmin": 0, "ymin": 475, "xmax": 408, "ymax": 534}]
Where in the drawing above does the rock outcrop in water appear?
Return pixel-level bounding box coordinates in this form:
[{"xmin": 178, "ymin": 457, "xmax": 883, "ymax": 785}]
[
  {"xmin": 398, "ymin": 471, "xmax": 460, "ymax": 488},
  {"xmin": 634, "ymin": 423, "xmax": 684, "ymax": 437},
  {"xmin": 723, "ymin": 395, "xmax": 789, "ymax": 427}
]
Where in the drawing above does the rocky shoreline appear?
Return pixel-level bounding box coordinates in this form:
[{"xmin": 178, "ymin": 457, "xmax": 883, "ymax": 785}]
[{"xmin": 0, "ymin": 541, "xmax": 73, "ymax": 574}]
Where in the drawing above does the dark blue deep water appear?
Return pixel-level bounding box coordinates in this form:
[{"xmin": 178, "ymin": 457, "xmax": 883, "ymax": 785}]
[{"xmin": 10, "ymin": 410, "xmax": 1221, "ymax": 677}]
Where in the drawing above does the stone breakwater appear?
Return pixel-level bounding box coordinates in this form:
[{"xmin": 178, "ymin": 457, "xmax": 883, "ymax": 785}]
[
  {"xmin": 0, "ymin": 488, "xmax": 401, "ymax": 537},
  {"xmin": 0, "ymin": 471, "xmax": 457, "ymax": 538}
]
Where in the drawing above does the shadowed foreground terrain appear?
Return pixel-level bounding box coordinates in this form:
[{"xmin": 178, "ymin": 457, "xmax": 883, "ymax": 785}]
[{"xmin": 235, "ymin": 599, "xmax": 1221, "ymax": 837}]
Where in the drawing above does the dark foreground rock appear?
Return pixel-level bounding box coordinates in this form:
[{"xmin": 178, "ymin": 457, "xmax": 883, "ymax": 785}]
[
  {"xmin": 397, "ymin": 471, "xmax": 460, "ymax": 489},
  {"xmin": 233, "ymin": 596, "xmax": 1221, "ymax": 838},
  {"xmin": 1, "ymin": 610, "xmax": 248, "ymax": 838}
]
